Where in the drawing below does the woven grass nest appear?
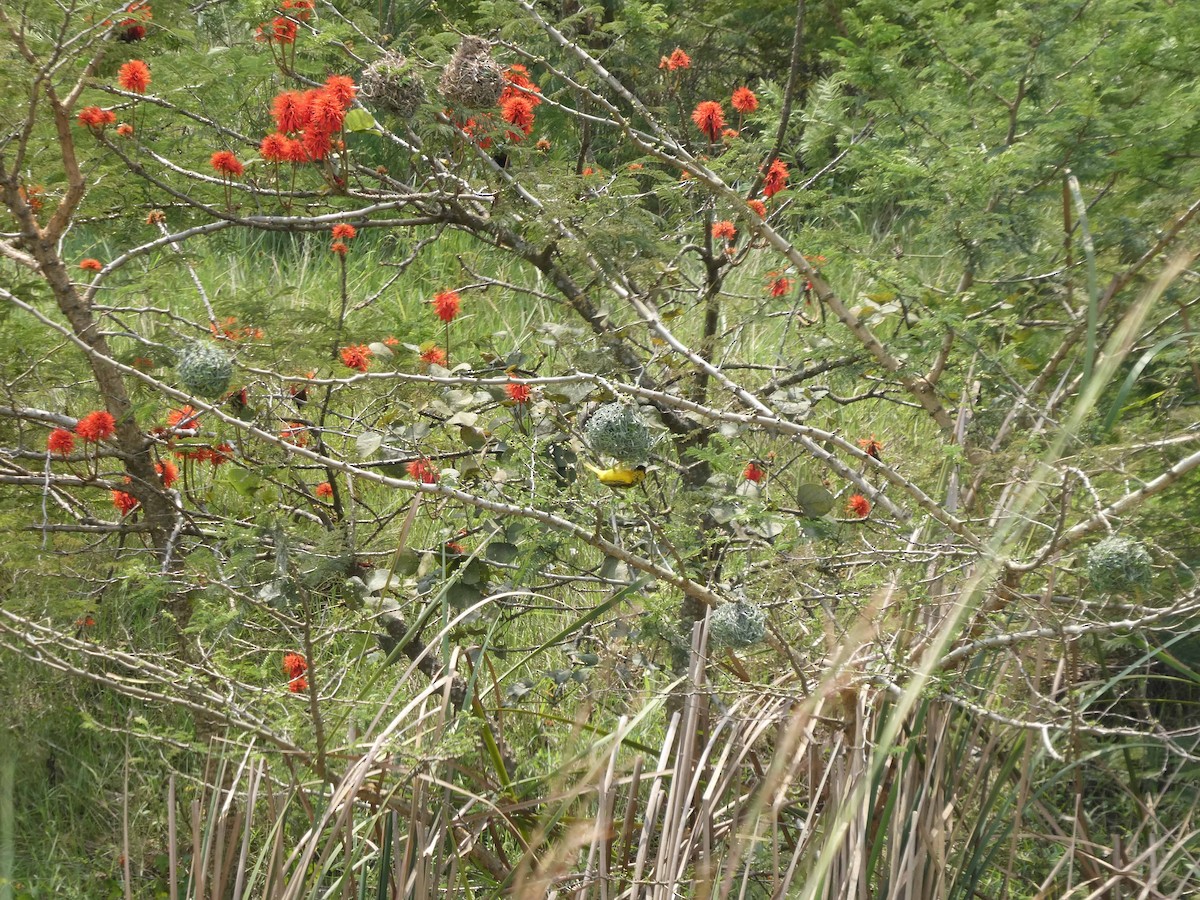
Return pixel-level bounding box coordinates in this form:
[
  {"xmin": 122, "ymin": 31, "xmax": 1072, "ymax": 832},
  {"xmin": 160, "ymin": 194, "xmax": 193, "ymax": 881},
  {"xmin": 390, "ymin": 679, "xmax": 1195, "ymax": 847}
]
[
  {"xmin": 360, "ymin": 51, "xmax": 426, "ymax": 118},
  {"xmin": 438, "ymin": 36, "xmax": 503, "ymax": 109}
]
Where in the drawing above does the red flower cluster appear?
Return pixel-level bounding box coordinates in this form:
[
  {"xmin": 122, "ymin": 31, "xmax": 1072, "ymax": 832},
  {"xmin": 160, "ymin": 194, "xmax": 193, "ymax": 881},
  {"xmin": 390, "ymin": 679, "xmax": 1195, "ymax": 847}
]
[
  {"xmin": 419, "ymin": 346, "xmax": 447, "ymax": 367},
  {"xmin": 175, "ymin": 443, "xmax": 233, "ymax": 466},
  {"xmin": 256, "ymin": 17, "xmax": 297, "ymax": 44},
  {"xmin": 281, "ymin": 422, "xmax": 308, "ymax": 447},
  {"xmin": 406, "ymin": 459, "xmax": 439, "ymax": 484},
  {"xmin": 731, "ymin": 87, "xmax": 758, "ymax": 114},
  {"xmin": 498, "ymin": 64, "xmax": 541, "ymax": 140},
  {"xmin": 118, "ymin": 60, "xmax": 151, "ymax": 93},
  {"xmin": 691, "ymin": 101, "xmax": 725, "ymax": 143},
  {"xmin": 282, "ymin": 0, "xmax": 313, "ymax": 19},
  {"xmin": 845, "ymin": 494, "xmax": 871, "ymax": 518},
  {"xmin": 766, "ymin": 273, "xmax": 792, "ymax": 297},
  {"xmin": 711, "ymin": 220, "xmax": 736, "ymax": 241},
  {"xmin": 19, "ymin": 184, "xmax": 44, "ymax": 214},
  {"xmin": 76, "ymin": 410, "xmax": 116, "ymax": 442},
  {"xmin": 264, "ymin": 75, "xmax": 357, "ymax": 163},
  {"xmin": 746, "ymin": 198, "xmax": 767, "ymax": 218},
  {"xmin": 48, "ymin": 428, "xmax": 75, "ymax": 456},
  {"xmin": 339, "ymin": 344, "xmax": 372, "ymax": 373},
  {"xmin": 211, "ymin": 150, "xmax": 244, "ymax": 177},
  {"xmin": 77, "ymin": 106, "xmax": 116, "ymax": 130},
  {"xmin": 315, "ymin": 481, "xmax": 333, "ymax": 498},
  {"xmin": 155, "ymin": 459, "xmax": 179, "ymax": 488},
  {"xmin": 283, "ymin": 652, "xmax": 308, "ymax": 692},
  {"xmin": 743, "ymin": 461, "xmax": 765, "ymax": 483},
  {"xmin": 432, "ymin": 290, "xmax": 461, "ymax": 323},
  {"xmin": 112, "ymin": 490, "xmax": 139, "ymax": 515},
  {"xmin": 505, "ymin": 380, "xmax": 531, "ymax": 404},
  {"xmin": 659, "ymin": 47, "xmax": 691, "ymax": 70},
  {"xmin": 210, "ymin": 316, "xmax": 263, "ymax": 341},
  {"xmin": 762, "ymin": 158, "xmax": 789, "ymax": 198},
  {"xmin": 332, "ymin": 223, "xmax": 356, "ymax": 240},
  {"xmin": 166, "ymin": 405, "xmax": 200, "ymax": 429},
  {"xmin": 115, "ymin": 1, "xmax": 151, "ymax": 40},
  {"xmin": 117, "ymin": 123, "xmax": 134, "ymax": 137},
  {"xmin": 79, "ymin": 258, "xmax": 103, "ymax": 272}
]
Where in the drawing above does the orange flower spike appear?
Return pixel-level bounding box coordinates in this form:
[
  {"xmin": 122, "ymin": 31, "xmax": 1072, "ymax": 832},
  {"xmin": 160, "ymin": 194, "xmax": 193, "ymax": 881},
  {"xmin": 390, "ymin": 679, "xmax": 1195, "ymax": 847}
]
[
  {"xmin": 691, "ymin": 101, "xmax": 725, "ymax": 142},
  {"xmin": 845, "ymin": 494, "xmax": 871, "ymax": 518},
  {"xmin": 731, "ymin": 87, "xmax": 758, "ymax": 114},
  {"xmin": 432, "ymin": 290, "xmax": 461, "ymax": 323},
  {"xmin": 75, "ymin": 410, "xmax": 116, "ymax": 442},
  {"xmin": 47, "ymin": 429, "xmax": 75, "ymax": 456},
  {"xmin": 118, "ymin": 59, "xmax": 151, "ymax": 93}
]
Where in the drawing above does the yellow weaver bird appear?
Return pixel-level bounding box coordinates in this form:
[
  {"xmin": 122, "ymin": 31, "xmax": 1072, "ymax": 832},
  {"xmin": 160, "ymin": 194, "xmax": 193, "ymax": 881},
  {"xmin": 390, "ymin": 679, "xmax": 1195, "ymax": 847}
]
[{"xmin": 584, "ymin": 463, "xmax": 646, "ymax": 488}]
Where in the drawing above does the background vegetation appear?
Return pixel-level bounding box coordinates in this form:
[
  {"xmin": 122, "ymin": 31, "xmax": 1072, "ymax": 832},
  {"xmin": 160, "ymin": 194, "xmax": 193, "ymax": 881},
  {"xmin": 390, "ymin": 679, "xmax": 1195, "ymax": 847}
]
[{"xmin": 1, "ymin": 0, "xmax": 1199, "ymax": 896}]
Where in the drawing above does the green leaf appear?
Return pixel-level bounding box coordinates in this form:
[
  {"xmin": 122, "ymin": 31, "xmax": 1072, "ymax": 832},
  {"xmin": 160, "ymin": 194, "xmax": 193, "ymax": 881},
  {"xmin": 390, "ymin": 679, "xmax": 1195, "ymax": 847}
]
[{"xmin": 344, "ymin": 108, "xmax": 379, "ymax": 132}]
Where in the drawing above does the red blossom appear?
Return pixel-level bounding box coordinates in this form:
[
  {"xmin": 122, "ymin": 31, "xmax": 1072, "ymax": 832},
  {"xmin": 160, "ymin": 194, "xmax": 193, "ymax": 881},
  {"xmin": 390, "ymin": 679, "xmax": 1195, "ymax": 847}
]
[
  {"xmin": 711, "ymin": 220, "xmax": 736, "ymax": 241},
  {"xmin": 500, "ymin": 65, "xmax": 542, "ymax": 107},
  {"xmin": 332, "ymin": 223, "xmax": 356, "ymax": 240},
  {"xmin": 210, "ymin": 150, "xmax": 244, "ymax": 177},
  {"xmin": 505, "ymin": 381, "xmax": 532, "ymax": 404},
  {"xmin": 155, "ymin": 459, "xmax": 179, "ymax": 488},
  {"xmin": 166, "ymin": 405, "xmax": 200, "ymax": 429},
  {"xmin": 112, "ymin": 490, "xmax": 139, "ymax": 515},
  {"xmin": 282, "ymin": 136, "xmax": 308, "ymax": 164},
  {"xmin": 432, "ymin": 290, "xmax": 461, "ymax": 323},
  {"xmin": 271, "ymin": 91, "xmax": 310, "ymax": 134},
  {"xmin": 331, "ymin": 240, "xmax": 349, "ymax": 257},
  {"xmin": 79, "ymin": 258, "xmax": 103, "ymax": 272},
  {"xmin": 500, "ymin": 95, "xmax": 535, "ymax": 137},
  {"xmin": 731, "ymin": 87, "xmax": 758, "ymax": 114},
  {"xmin": 19, "ymin": 185, "xmax": 44, "ymax": 214},
  {"xmin": 743, "ymin": 462, "xmax": 765, "ymax": 483},
  {"xmin": 288, "ymin": 676, "xmax": 308, "ymax": 693},
  {"xmin": 308, "ymin": 89, "xmax": 346, "ymax": 133},
  {"xmin": 339, "ymin": 344, "xmax": 372, "ymax": 372},
  {"xmin": 76, "ymin": 410, "xmax": 116, "ymax": 442},
  {"xmin": 281, "ymin": 423, "xmax": 308, "ymax": 447},
  {"xmin": 324, "ymin": 74, "xmax": 357, "ymax": 107},
  {"xmin": 260, "ymin": 132, "xmax": 289, "ymax": 162},
  {"xmin": 315, "ymin": 482, "xmax": 333, "ymax": 498},
  {"xmin": 420, "ymin": 346, "xmax": 447, "ymax": 367},
  {"xmin": 48, "ymin": 428, "xmax": 75, "ymax": 456},
  {"xmin": 116, "ymin": 123, "xmax": 134, "ymax": 137},
  {"xmin": 118, "ymin": 59, "xmax": 151, "ymax": 93},
  {"xmin": 535, "ymin": 138, "xmax": 551, "ymax": 152},
  {"xmin": 691, "ymin": 101, "xmax": 725, "ymax": 142},
  {"xmin": 383, "ymin": 336, "xmax": 399, "ymax": 346},
  {"xmin": 845, "ymin": 494, "xmax": 871, "ymax": 518},
  {"xmin": 746, "ymin": 199, "xmax": 767, "ymax": 218},
  {"xmin": 282, "ymin": 0, "xmax": 313, "ymax": 19},
  {"xmin": 660, "ymin": 47, "xmax": 691, "ymax": 70},
  {"xmin": 77, "ymin": 106, "xmax": 116, "ymax": 129},
  {"xmin": 283, "ymin": 652, "xmax": 308, "ymax": 678},
  {"xmin": 301, "ymin": 126, "xmax": 332, "ymax": 161},
  {"xmin": 406, "ymin": 459, "xmax": 439, "ymax": 484},
  {"xmin": 722, "ymin": 128, "xmax": 740, "ymax": 140},
  {"xmin": 767, "ymin": 274, "xmax": 792, "ymax": 297},
  {"xmin": 762, "ymin": 158, "xmax": 789, "ymax": 198}
]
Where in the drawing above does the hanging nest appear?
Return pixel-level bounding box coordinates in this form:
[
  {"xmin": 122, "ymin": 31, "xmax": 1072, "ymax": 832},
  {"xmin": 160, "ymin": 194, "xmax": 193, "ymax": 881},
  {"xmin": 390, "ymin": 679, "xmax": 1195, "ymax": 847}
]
[
  {"xmin": 1086, "ymin": 535, "xmax": 1152, "ymax": 593},
  {"xmin": 360, "ymin": 51, "xmax": 426, "ymax": 119},
  {"xmin": 709, "ymin": 601, "xmax": 767, "ymax": 649},
  {"xmin": 438, "ymin": 35, "xmax": 503, "ymax": 109},
  {"xmin": 584, "ymin": 402, "xmax": 655, "ymax": 464},
  {"xmin": 176, "ymin": 343, "xmax": 233, "ymax": 399}
]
